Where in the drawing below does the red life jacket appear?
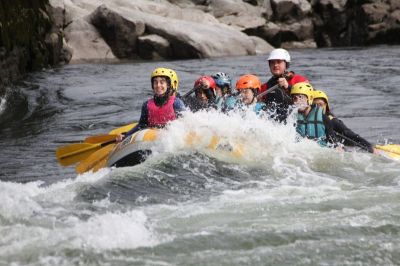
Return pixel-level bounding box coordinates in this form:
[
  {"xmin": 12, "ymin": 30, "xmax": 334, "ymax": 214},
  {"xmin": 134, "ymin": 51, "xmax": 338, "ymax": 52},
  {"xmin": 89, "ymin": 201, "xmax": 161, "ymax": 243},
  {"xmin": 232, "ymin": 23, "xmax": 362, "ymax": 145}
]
[
  {"xmin": 147, "ymin": 95, "xmax": 176, "ymax": 127},
  {"xmin": 288, "ymin": 74, "xmax": 308, "ymax": 86},
  {"xmin": 259, "ymin": 73, "xmax": 308, "ymax": 95}
]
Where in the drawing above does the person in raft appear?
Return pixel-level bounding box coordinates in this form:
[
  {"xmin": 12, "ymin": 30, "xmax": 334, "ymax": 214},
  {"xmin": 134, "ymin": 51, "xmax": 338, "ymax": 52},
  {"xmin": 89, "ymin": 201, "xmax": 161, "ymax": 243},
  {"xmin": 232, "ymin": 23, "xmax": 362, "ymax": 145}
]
[
  {"xmin": 116, "ymin": 67, "xmax": 186, "ymax": 141},
  {"xmin": 290, "ymin": 82, "xmax": 337, "ymax": 147},
  {"xmin": 211, "ymin": 72, "xmax": 236, "ymax": 111},
  {"xmin": 259, "ymin": 48, "xmax": 309, "ymax": 122},
  {"xmin": 225, "ymin": 74, "xmax": 266, "ymax": 115},
  {"xmin": 313, "ymin": 90, "xmax": 377, "ymax": 154},
  {"xmin": 184, "ymin": 75, "xmax": 217, "ymax": 112}
]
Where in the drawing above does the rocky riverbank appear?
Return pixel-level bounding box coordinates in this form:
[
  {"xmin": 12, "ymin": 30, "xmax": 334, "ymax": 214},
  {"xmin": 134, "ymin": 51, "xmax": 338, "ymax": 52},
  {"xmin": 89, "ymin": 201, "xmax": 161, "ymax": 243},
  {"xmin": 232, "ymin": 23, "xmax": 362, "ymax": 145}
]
[
  {"xmin": 1, "ymin": 0, "xmax": 400, "ymax": 90},
  {"xmin": 48, "ymin": 0, "xmax": 400, "ymax": 63},
  {"xmin": 0, "ymin": 0, "xmax": 71, "ymax": 93}
]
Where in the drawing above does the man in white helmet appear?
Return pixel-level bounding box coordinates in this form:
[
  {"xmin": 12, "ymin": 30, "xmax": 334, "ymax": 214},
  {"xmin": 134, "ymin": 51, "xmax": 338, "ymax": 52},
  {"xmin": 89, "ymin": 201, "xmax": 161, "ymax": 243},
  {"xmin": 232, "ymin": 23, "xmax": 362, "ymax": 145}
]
[{"xmin": 259, "ymin": 48, "xmax": 308, "ymax": 122}]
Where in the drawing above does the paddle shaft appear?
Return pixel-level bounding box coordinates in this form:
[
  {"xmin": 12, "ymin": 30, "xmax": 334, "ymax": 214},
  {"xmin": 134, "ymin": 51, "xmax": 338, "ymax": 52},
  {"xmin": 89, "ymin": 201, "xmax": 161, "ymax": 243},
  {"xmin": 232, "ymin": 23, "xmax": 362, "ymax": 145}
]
[
  {"xmin": 256, "ymin": 83, "xmax": 280, "ymax": 100},
  {"xmin": 182, "ymin": 87, "xmax": 196, "ymax": 99},
  {"xmin": 333, "ymin": 131, "xmax": 371, "ymax": 152}
]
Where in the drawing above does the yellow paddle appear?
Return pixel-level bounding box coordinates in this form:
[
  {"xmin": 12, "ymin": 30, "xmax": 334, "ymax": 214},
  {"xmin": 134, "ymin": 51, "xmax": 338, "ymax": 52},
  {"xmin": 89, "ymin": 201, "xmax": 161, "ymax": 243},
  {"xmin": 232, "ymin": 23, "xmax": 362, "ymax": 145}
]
[
  {"xmin": 109, "ymin": 123, "xmax": 137, "ymax": 135},
  {"xmin": 334, "ymin": 131, "xmax": 400, "ymax": 160},
  {"xmin": 375, "ymin": 144, "xmax": 400, "ymax": 155},
  {"xmin": 75, "ymin": 129, "xmax": 159, "ymax": 173},
  {"xmin": 375, "ymin": 144, "xmax": 400, "ymax": 160},
  {"xmin": 56, "ymin": 140, "xmax": 116, "ymax": 166},
  {"xmin": 83, "ymin": 122, "xmax": 138, "ymax": 144},
  {"xmin": 74, "ymin": 122, "xmax": 138, "ymax": 172},
  {"xmin": 84, "ymin": 134, "xmax": 118, "ymax": 144},
  {"xmin": 75, "ymin": 144, "xmax": 116, "ymax": 174},
  {"xmin": 55, "ymin": 122, "xmax": 138, "ymax": 167}
]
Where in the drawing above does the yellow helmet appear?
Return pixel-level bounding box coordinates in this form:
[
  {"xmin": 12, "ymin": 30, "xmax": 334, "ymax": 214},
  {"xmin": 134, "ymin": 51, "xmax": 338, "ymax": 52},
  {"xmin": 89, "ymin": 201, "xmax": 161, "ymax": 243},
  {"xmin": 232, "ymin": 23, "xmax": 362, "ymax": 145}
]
[
  {"xmin": 290, "ymin": 82, "xmax": 314, "ymax": 105},
  {"xmin": 313, "ymin": 90, "xmax": 330, "ymax": 112},
  {"xmin": 151, "ymin": 68, "xmax": 179, "ymax": 92}
]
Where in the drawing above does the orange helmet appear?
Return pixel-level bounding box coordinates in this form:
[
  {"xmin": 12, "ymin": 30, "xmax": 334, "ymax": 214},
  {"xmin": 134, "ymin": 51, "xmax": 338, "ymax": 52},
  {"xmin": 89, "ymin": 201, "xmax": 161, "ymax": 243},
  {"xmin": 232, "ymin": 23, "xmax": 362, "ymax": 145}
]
[{"xmin": 235, "ymin": 74, "xmax": 262, "ymax": 92}]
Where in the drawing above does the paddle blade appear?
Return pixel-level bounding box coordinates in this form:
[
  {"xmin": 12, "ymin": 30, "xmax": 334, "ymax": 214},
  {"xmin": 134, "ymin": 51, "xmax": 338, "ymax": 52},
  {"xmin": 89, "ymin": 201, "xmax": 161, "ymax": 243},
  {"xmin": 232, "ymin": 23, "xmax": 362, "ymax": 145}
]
[
  {"xmin": 56, "ymin": 143, "xmax": 101, "ymax": 166},
  {"xmin": 85, "ymin": 134, "xmax": 118, "ymax": 144},
  {"xmin": 75, "ymin": 144, "xmax": 116, "ymax": 174},
  {"xmin": 109, "ymin": 123, "xmax": 138, "ymax": 135},
  {"xmin": 375, "ymin": 144, "xmax": 400, "ymax": 156},
  {"xmin": 375, "ymin": 144, "xmax": 400, "ymax": 160}
]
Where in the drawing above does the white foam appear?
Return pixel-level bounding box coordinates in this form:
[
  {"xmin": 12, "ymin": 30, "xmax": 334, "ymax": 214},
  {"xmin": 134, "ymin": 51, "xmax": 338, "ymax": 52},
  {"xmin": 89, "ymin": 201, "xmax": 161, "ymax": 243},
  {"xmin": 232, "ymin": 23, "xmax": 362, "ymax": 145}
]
[
  {"xmin": 0, "ymin": 96, "xmax": 6, "ymax": 114},
  {"xmin": 70, "ymin": 210, "xmax": 165, "ymax": 249},
  {"xmin": 154, "ymin": 109, "xmax": 334, "ymax": 168},
  {"xmin": 0, "ymin": 168, "xmax": 110, "ymax": 222}
]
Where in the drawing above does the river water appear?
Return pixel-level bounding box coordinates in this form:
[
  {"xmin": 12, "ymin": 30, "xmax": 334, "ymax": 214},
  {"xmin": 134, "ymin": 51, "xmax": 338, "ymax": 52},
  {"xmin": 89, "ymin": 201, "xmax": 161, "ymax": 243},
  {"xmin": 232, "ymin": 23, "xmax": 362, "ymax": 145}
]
[{"xmin": 0, "ymin": 46, "xmax": 400, "ymax": 265}]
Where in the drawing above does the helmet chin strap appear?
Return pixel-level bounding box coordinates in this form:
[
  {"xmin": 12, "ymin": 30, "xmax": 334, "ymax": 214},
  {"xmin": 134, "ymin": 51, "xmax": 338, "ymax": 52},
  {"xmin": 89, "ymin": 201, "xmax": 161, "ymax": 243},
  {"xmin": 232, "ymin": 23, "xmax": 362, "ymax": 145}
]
[{"xmin": 250, "ymin": 88, "xmax": 258, "ymax": 104}]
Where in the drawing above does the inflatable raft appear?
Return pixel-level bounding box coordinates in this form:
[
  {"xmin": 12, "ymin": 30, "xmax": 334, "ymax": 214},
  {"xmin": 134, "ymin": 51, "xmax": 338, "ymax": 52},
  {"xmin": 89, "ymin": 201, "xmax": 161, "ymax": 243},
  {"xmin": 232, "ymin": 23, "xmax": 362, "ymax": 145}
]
[
  {"xmin": 57, "ymin": 123, "xmax": 400, "ymax": 174},
  {"xmin": 74, "ymin": 127, "xmax": 244, "ymax": 174}
]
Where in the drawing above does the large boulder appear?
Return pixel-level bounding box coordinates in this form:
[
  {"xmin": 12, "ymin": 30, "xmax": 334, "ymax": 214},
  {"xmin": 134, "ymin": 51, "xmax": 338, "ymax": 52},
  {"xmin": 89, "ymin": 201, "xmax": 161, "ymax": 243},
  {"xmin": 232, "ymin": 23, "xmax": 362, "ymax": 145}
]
[
  {"xmin": 64, "ymin": 18, "xmax": 116, "ymax": 61},
  {"xmin": 359, "ymin": 1, "xmax": 400, "ymax": 44},
  {"xmin": 138, "ymin": 34, "xmax": 172, "ymax": 60},
  {"xmin": 250, "ymin": 36, "xmax": 274, "ymax": 54},
  {"xmin": 136, "ymin": 9, "xmax": 257, "ymax": 58},
  {"xmin": 270, "ymin": 0, "xmax": 312, "ymax": 22},
  {"xmin": 90, "ymin": 6, "xmax": 145, "ymax": 59},
  {"xmin": 0, "ymin": 0, "xmax": 66, "ymax": 90},
  {"xmin": 313, "ymin": 0, "xmax": 400, "ymax": 46},
  {"xmin": 49, "ymin": 0, "xmax": 274, "ymax": 61},
  {"xmin": 208, "ymin": 0, "xmax": 266, "ymax": 31},
  {"xmin": 245, "ymin": 18, "xmax": 315, "ymax": 47},
  {"xmin": 312, "ymin": 0, "xmax": 348, "ymax": 47}
]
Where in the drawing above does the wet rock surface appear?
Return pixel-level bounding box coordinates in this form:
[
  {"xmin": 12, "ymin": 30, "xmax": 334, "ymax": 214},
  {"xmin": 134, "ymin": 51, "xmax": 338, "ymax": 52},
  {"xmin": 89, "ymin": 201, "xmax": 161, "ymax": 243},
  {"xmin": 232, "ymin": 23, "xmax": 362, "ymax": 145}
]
[{"xmin": 0, "ymin": 0, "xmax": 70, "ymax": 91}]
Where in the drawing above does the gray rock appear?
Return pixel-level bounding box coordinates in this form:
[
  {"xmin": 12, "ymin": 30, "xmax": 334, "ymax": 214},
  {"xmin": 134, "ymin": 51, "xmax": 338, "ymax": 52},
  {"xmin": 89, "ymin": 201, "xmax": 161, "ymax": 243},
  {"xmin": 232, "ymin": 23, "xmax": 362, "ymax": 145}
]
[
  {"xmin": 209, "ymin": 0, "xmax": 263, "ymax": 18},
  {"xmin": 282, "ymin": 39, "xmax": 317, "ymax": 49},
  {"xmin": 271, "ymin": 0, "xmax": 312, "ymax": 22},
  {"xmin": 245, "ymin": 18, "xmax": 314, "ymax": 47},
  {"xmin": 64, "ymin": 17, "xmax": 116, "ymax": 61},
  {"xmin": 90, "ymin": 5, "xmax": 145, "ymax": 59},
  {"xmin": 94, "ymin": 5, "xmax": 257, "ymax": 59},
  {"xmin": 249, "ymin": 36, "xmax": 274, "ymax": 54},
  {"xmin": 361, "ymin": 2, "xmax": 390, "ymax": 24},
  {"xmin": 218, "ymin": 14, "xmax": 266, "ymax": 31},
  {"xmin": 138, "ymin": 34, "xmax": 172, "ymax": 60}
]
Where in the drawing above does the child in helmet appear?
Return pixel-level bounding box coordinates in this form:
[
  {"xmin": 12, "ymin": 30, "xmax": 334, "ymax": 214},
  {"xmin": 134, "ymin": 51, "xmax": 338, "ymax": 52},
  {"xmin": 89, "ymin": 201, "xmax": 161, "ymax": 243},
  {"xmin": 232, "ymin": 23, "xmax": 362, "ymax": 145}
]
[
  {"xmin": 117, "ymin": 67, "xmax": 186, "ymax": 141},
  {"xmin": 225, "ymin": 74, "xmax": 266, "ymax": 115},
  {"xmin": 313, "ymin": 90, "xmax": 377, "ymax": 153},
  {"xmin": 260, "ymin": 48, "xmax": 309, "ymax": 122},
  {"xmin": 211, "ymin": 72, "xmax": 235, "ymax": 111},
  {"xmin": 290, "ymin": 82, "xmax": 337, "ymax": 147},
  {"xmin": 184, "ymin": 76, "xmax": 217, "ymax": 112}
]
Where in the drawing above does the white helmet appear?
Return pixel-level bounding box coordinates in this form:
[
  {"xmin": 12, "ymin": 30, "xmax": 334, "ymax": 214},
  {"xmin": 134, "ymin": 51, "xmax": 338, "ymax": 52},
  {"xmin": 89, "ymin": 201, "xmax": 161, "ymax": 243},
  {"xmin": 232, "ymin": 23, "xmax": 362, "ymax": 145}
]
[{"xmin": 267, "ymin": 48, "xmax": 291, "ymax": 63}]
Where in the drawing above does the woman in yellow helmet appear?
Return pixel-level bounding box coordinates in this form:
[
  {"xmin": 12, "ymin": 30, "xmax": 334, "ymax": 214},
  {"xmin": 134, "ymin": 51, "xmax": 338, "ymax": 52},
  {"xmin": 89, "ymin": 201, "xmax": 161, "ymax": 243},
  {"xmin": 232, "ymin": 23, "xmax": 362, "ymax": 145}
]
[
  {"xmin": 117, "ymin": 67, "xmax": 186, "ymax": 141},
  {"xmin": 313, "ymin": 90, "xmax": 377, "ymax": 153},
  {"xmin": 290, "ymin": 82, "xmax": 337, "ymax": 147}
]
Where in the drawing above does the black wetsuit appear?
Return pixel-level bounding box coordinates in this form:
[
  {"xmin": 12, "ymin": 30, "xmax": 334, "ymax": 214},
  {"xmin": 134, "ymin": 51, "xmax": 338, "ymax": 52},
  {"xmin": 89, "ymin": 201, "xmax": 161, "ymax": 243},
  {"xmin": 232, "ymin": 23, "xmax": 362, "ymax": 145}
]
[
  {"xmin": 328, "ymin": 114, "xmax": 374, "ymax": 153},
  {"xmin": 260, "ymin": 72, "xmax": 307, "ymax": 123}
]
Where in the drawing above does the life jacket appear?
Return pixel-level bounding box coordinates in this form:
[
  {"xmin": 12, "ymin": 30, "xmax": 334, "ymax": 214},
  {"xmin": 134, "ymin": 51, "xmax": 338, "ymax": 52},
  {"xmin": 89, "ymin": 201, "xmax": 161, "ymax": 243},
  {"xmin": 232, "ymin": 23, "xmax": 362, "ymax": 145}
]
[
  {"xmin": 253, "ymin": 102, "xmax": 266, "ymax": 115},
  {"xmin": 288, "ymin": 73, "xmax": 309, "ymax": 86},
  {"xmin": 296, "ymin": 106, "xmax": 327, "ymax": 146},
  {"xmin": 215, "ymin": 96, "xmax": 224, "ymax": 110},
  {"xmin": 147, "ymin": 95, "xmax": 176, "ymax": 127},
  {"xmin": 259, "ymin": 72, "xmax": 308, "ymax": 96}
]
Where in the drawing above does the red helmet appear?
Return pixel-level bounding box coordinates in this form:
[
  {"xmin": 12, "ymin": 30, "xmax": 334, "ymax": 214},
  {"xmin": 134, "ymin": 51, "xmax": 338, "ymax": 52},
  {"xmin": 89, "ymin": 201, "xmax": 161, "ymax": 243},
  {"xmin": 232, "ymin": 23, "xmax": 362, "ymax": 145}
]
[{"xmin": 194, "ymin": 76, "xmax": 216, "ymax": 90}]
